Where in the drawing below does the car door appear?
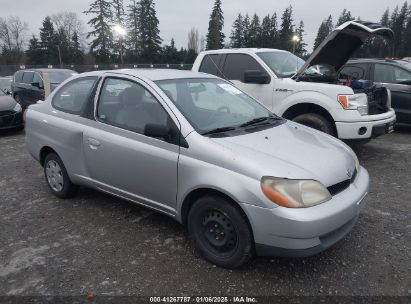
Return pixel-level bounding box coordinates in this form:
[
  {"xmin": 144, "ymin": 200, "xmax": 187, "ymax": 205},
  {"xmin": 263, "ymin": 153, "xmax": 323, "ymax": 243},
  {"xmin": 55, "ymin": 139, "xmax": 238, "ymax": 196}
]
[
  {"xmin": 82, "ymin": 75, "xmax": 180, "ymax": 215},
  {"xmin": 20, "ymin": 71, "xmax": 34, "ymax": 107},
  {"xmin": 31, "ymin": 72, "xmax": 45, "ymax": 101},
  {"xmin": 373, "ymin": 63, "xmax": 411, "ymax": 123},
  {"xmin": 221, "ymin": 53, "xmax": 274, "ymax": 109}
]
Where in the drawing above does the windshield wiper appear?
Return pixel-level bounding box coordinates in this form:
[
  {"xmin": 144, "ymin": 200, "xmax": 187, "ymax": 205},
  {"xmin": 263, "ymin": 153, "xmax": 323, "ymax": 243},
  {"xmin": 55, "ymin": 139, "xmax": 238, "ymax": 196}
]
[
  {"xmin": 240, "ymin": 116, "xmax": 281, "ymax": 128},
  {"xmin": 201, "ymin": 126, "xmax": 237, "ymax": 136}
]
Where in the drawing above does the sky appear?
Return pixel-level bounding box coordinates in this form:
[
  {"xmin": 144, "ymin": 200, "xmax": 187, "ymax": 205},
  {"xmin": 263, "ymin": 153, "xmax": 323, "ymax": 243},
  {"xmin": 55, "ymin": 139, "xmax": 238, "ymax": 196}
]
[{"xmin": 0, "ymin": 0, "xmax": 403, "ymax": 52}]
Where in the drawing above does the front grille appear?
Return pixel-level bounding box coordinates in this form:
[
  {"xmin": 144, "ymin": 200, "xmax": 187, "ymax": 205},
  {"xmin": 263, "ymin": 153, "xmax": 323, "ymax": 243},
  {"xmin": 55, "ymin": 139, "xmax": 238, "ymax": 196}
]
[
  {"xmin": 367, "ymin": 87, "xmax": 389, "ymax": 115},
  {"xmin": 0, "ymin": 110, "xmax": 13, "ymax": 117},
  {"xmin": 327, "ymin": 169, "xmax": 357, "ymax": 196}
]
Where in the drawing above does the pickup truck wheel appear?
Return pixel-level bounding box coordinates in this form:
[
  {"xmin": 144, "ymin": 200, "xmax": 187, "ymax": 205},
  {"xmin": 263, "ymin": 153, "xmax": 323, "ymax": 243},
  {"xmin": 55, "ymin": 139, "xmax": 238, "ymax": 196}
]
[
  {"xmin": 292, "ymin": 113, "xmax": 335, "ymax": 136},
  {"xmin": 187, "ymin": 195, "xmax": 254, "ymax": 268},
  {"xmin": 44, "ymin": 153, "xmax": 78, "ymax": 199}
]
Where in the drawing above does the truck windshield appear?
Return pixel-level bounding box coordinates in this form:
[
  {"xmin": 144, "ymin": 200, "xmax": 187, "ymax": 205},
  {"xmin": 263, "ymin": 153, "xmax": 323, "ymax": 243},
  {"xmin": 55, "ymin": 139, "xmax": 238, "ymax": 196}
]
[
  {"xmin": 155, "ymin": 78, "xmax": 281, "ymax": 135},
  {"xmin": 257, "ymin": 51, "xmax": 305, "ymax": 78}
]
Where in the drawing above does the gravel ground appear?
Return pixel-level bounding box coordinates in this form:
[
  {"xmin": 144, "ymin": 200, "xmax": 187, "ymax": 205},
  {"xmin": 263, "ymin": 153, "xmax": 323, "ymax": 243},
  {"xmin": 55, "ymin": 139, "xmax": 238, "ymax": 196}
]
[{"xmin": 0, "ymin": 128, "xmax": 410, "ymax": 297}]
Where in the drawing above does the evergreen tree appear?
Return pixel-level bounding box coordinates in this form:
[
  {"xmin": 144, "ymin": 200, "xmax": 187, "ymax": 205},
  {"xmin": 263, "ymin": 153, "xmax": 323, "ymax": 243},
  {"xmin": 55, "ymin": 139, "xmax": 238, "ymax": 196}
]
[
  {"xmin": 270, "ymin": 13, "xmax": 279, "ymax": 48},
  {"xmin": 391, "ymin": 2, "xmax": 409, "ymax": 57},
  {"xmin": 336, "ymin": 9, "xmax": 353, "ymax": 26},
  {"xmin": 162, "ymin": 38, "xmax": 179, "ymax": 63},
  {"xmin": 230, "ymin": 14, "xmax": 244, "ymax": 48},
  {"xmin": 279, "ymin": 6, "xmax": 294, "ymax": 51},
  {"xmin": 135, "ymin": 0, "xmax": 162, "ymax": 63},
  {"xmin": 248, "ymin": 14, "xmax": 261, "ymax": 47},
  {"xmin": 313, "ymin": 15, "xmax": 333, "ymax": 51},
  {"xmin": 26, "ymin": 35, "xmax": 43, "ymax": 65},
  {"xmin": 126, "ymin": 0, "xmax": 140, "ymax": 61},
  {"xmin": 242, "ymin": 14, "xmax": 251, "ymax": 47},
  {"xmin": 71, "ymin": 31, "xmax": 84, "ymax": 64},
  {"xmin": 84, "ymin": 0, "xmax": 113, "ymax": 64},
  {"xmin": 403, "ymin": 7, "xmax": 411, "ymax": 57},
  {"xmin": 206, "ymin": 0, "xmax": 225, "ymax": 50},
  {"xmin": 260, "ymin": 15, "xmax": 272, "ymax": 48},
  {"xmin": 295, "ymin": 21, "xmax": 307, "ymax": 56},
  {"xmin": 39, "ymin": 16, "xmax": 56, "ymax": 64}
]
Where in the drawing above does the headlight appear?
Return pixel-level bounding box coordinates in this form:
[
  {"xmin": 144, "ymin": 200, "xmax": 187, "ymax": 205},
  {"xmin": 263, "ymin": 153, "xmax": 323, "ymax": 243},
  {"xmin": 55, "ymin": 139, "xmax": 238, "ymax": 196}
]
[
  {"xmin": 13, "ymin": 103, "xmax": 22, "ymax": 113},
  {"xmin": 261, "ymin": 177, "xmax": 332, "ymax": 208},
  {"xmin": 338, "ymin": 94, "xmax": 368, "ymax": 115}
]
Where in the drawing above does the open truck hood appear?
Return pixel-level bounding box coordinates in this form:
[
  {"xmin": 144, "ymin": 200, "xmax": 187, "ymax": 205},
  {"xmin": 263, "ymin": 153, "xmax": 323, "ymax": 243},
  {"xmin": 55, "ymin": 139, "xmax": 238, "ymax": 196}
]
[{"xmin": 294, "ymin": 21, "xmax": 394, "ymax": 79}]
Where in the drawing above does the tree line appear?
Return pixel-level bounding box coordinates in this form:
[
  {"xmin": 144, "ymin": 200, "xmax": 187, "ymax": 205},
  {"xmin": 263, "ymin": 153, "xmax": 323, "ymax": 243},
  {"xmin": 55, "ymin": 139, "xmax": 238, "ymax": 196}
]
[{"xmin": 0, "ymin": 0, "xmax": 410, "ymax": 67}]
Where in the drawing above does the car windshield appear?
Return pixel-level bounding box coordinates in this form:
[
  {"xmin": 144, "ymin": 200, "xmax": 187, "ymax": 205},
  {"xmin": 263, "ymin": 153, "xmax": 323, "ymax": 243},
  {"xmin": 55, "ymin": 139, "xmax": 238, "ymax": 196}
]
[
  {"xmin": 48, "ymin": 71, "xmax": 77, "ymax": 84},
  {"xmin": 155, "ymin": 78, "xmax": 280, "ymax": 135},
  {"xmin": 257, "ymin": 51, "xmax": 306, "ymax": 78}
]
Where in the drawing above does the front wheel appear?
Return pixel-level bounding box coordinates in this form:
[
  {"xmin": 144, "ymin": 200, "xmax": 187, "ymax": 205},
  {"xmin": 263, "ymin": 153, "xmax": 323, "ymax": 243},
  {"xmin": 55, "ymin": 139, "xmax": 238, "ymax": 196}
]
[
  {"xmin": 44, "ymin": 153, "xmax": 78, "ymax": 199},
  {"xmin": 187, "ymin": 195, "xmax": 254, "ymax": 268},
  {"xmin": 292, "ymin": 113, "xmax": 335, "ymax": 136}
]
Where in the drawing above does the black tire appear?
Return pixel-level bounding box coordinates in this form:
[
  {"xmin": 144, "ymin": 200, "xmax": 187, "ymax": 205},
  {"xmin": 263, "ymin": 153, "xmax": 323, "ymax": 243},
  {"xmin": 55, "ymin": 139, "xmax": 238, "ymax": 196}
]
[
  {"xmin": 43, "ymin": 153, "xmax": 78, "ymax": 199},
  {"xmin": 292, "ymin": 113, "xmax": 335, "ymax": 136},
  {"xmin": 187, "ymin": 195, "xmax": 254, "ymax": 268}
]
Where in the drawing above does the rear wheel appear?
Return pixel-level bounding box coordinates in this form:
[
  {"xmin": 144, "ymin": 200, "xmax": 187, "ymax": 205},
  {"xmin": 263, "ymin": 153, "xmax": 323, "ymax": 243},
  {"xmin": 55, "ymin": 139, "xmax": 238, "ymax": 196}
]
[
  {"xmin": 14, "ymin": 94, "xmax": 22, "ymax": 106},
  {"xmin": 187, "ymin": 195, "xmax": 254, "ymax": 268},
  {"xmin": 44, "ymin": 153, "xmax": 78, "ymax": 199},
  {"xmin": 292, "ymin": 113, "xmax": 335, "ymax": 136}
]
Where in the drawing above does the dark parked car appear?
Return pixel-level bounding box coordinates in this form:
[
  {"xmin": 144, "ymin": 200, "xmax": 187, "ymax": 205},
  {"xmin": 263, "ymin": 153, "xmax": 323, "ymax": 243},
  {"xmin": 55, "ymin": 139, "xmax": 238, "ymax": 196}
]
[
  {"xmin": 11, "ymin": 69, "xmax": 77, "ymax": 108},
  {"xmin": 340, "ymin": 59, "xmax": 411, "ymax": 124},
  {"xmin": 0, "ymin": 89, "xmax": 23, "ymax": 131},
  {"xmin": 0, "ymin": 76, "xmax": 12, "ymax": 94}
]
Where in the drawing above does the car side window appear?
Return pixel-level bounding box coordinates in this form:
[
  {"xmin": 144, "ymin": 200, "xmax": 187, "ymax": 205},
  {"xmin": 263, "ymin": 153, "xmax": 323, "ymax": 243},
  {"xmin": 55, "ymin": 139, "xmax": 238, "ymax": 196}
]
[
  {"xmin": 339, "ymin": 65, "xmax": 366, "ymax": 80},
  {"xmin": 97, "ymin": 78, "xmax": 170, "ymax": 136},
  {"xmin": 14, "ymin": 71, "xmax": 24, "ymax": 83},
  {"xmin": 32, "ymin": 72, "xmax": 43, "ymax": 88},
  {"xmin": 222, "ymin": 54, "xmax": 267, "ymax": 82},
  {"xmin": 374, "ymin": 64, "xmax": 411, "ymax": 84},
  {"xmin": 52, "ymin": 77, "xmax": 97, "ymax": 115},
  {"xmin": 22, "ymin": 72, "xmax": 34, "ymax": 84},
  {"xmin": 199, "ymin": 55, "xmax": 222, "ymax": 76}
]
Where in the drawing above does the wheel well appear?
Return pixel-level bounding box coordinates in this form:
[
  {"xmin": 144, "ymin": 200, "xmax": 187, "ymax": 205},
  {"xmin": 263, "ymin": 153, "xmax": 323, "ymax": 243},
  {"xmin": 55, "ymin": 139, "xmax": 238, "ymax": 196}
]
[
  {"xmin": 39, "ymin": 146, "xmax": 56, "ymax": 167},
  {"xmin": 282, "ymin": 103, "xmax": 337, "ymax": 134},
  {"xmin": 180, "ymin": 188, "xmax": 252, "ymax": 232}
]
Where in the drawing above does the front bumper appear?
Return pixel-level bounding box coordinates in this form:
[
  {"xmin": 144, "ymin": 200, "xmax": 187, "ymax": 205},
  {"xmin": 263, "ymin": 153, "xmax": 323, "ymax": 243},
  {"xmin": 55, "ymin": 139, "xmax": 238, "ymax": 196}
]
[
  {"xmin": 241, "ymin": 166, "xmax": 369, "ymax": 257},
  {"xmin": 335, "ymin": 109, "xmax": 396, "ymax": 139},
  {"xmin": 0, "ymin": 110, "xmax": 23, "ymax": 130}
]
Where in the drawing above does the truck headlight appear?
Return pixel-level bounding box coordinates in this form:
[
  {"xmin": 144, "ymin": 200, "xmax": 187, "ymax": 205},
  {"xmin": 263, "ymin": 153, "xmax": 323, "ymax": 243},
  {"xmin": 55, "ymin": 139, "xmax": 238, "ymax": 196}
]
[
  {"xmin": 261, "ymin": 177, "xmax": 332, "ymax": 208},
  {"xmin": 13, "ymin": 103, "xmax": 22, "ymax": 113},
  {"xmin": 338, "ymin": 94, "xmax": 368, "ymax": 115}
]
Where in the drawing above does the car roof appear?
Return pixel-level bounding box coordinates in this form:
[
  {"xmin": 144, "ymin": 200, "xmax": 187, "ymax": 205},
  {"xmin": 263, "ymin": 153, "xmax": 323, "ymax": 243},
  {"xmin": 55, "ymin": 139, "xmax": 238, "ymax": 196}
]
[
  {"xmin": 79, "ymin": 69, "xmax": 217, "ymax": 81},
  {"xmin": 347, "ymin": 58, "xmax": 411, "ymax": 69},
  {"xmin": 16, "ymin": 69, "xmax": 76, "ymax": 73},
  {"xmin": 199, "ymin": 48, "xmax": 289, "ymax": 55}
]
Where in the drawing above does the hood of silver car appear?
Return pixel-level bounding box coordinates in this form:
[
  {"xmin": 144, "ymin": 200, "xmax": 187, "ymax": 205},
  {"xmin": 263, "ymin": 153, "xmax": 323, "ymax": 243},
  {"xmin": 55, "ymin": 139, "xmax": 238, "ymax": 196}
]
[
  {"xmin": 0, "ymin": 95, "xmax": 17, "ymax": 111},
  {"xmin": 210, "ymin": 122, "xmax": 356, "ymax": 187},
  {"xmin": 294, "ymin": 21, "xmax": 394, "ymax": 79}
]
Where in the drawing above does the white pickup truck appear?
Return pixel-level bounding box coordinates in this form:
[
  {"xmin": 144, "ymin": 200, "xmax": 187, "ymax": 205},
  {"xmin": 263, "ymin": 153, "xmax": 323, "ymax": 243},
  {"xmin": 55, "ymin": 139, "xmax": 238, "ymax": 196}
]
[{"xmin": 192, "ymin": 21, "xmax": 396, "ymax": 142}]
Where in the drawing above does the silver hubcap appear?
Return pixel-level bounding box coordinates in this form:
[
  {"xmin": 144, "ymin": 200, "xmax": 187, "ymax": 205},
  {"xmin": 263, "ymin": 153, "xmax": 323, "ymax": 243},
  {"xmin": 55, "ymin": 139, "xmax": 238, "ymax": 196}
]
[{"xmin": 46, "ymin": 160, "xmax": 64, "ymax": 192}]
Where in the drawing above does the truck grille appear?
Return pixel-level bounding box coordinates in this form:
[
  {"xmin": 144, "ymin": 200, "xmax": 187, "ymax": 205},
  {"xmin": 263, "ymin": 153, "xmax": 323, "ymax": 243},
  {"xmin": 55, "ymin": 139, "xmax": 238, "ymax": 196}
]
[{"xmin": 367, "ymin": 87, "xmax": 389, "ymax": 115}]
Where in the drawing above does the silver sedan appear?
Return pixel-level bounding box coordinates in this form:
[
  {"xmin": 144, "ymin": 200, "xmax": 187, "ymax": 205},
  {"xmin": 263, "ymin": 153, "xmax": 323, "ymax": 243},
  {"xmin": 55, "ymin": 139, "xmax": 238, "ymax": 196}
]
[{"xmin": 25, "ymin": 69, "xmax": 369, "ymax": 268}]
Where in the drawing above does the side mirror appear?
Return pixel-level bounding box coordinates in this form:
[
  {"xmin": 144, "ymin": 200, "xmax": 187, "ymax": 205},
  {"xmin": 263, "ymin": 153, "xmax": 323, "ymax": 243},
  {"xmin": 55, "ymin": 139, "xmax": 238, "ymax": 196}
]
[
  {"xmin": 144, "ymin": 124, "xmax": 170, "ymax": 139},
  {"xmin": 244, "ymin": 70, "xmax": 270, "ymax": 84}
]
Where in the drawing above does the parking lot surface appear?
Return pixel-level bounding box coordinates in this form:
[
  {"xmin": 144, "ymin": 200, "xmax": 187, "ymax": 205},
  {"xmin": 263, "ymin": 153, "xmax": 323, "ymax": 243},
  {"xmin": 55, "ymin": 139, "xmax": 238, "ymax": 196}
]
[{"xmin": 0, "ymin": 128, "xmax": 410, "ymax": 297}]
